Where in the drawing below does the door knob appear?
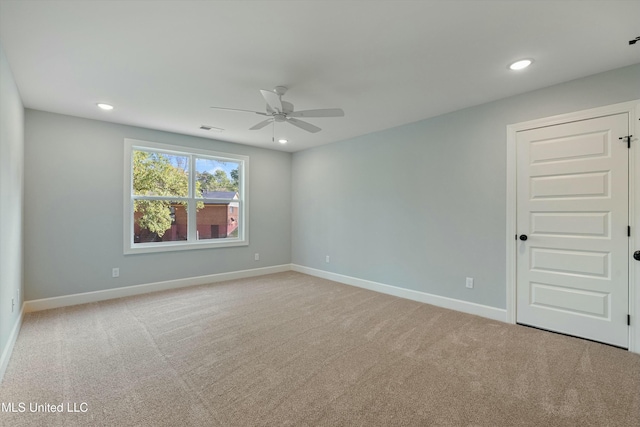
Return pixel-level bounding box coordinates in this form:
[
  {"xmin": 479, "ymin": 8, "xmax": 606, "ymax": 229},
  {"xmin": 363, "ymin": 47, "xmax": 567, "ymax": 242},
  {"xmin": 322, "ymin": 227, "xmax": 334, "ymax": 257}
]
[
  {"xmin": 519, "ymin": 234, "xmax": 528, "ymax": 241},
  {"xmin": 634, "ymin": 250, "xmax": 640, "ymax": 261}
]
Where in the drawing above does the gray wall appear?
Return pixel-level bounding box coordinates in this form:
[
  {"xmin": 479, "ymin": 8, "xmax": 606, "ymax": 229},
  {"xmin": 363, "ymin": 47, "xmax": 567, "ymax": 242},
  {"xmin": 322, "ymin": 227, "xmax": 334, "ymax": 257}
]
[
  {"xmin": 0, "ymin": 43, "xmax": 24, "ymax": 363},
  {"xmin": 16, "ymin": 63, "xmax": 640, "ymax": 310},
  {"xmin": 292, "ymin": 63, "xmax": 640, "ymax": 309},
  {"xmin": 24, "ymin": 111, "xmax": 291, "ymax": 300}
]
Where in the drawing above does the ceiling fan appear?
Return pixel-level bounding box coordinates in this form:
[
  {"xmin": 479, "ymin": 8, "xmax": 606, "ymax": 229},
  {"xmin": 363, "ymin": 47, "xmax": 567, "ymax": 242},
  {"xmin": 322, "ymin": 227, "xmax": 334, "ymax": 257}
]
[{"xmin": 211, "ymin": 86, "xmax": 344, "ymax": 134}]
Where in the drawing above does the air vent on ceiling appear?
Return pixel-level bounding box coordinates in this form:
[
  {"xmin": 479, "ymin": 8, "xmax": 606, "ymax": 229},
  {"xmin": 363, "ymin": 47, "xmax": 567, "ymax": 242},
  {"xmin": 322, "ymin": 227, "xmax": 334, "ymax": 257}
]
[{"xmin": 200, "ymin": 125, "xmax": 223, "ymax": 131}]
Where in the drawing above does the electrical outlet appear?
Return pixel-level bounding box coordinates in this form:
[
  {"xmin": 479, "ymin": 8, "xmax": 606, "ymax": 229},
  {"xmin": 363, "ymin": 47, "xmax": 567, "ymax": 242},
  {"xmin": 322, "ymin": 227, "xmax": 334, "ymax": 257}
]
[
  {"xmin": 466, "ymin": 277, "xmax": 474, "ymax": 289},
  {"xmin": 112, "ymin": 267, "xmax": 120, "ymax": 278},
  {"xmin": 254, "ymin": 253, "xmax": 260, "ymax": 261},
  {"xmin": 326, "ymin": 255, "xmax": 330, "ymax": 263}
]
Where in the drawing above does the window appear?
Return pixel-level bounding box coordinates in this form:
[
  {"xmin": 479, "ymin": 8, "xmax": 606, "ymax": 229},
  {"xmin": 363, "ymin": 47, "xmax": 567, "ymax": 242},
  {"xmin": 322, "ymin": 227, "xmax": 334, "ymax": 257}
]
[{"xmin": 124, "ymin": 139, "xmax": 248, "ymax": 254}]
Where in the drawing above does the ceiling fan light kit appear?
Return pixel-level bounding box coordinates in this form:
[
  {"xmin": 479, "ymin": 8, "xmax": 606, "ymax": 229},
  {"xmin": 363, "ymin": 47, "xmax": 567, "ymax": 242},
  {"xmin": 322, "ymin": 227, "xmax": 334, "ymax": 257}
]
[{"xmin": 211, "ymin": 86, "xmax": 345, "ymax": 140}]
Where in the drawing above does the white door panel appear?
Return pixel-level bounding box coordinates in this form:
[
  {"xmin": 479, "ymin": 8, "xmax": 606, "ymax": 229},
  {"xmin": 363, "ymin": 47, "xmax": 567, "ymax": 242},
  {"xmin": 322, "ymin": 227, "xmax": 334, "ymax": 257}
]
[
  {"xmin": 530, "ymin": 172, "xmax": 609, "ymax": 199},
  {"xmin": 530, "ymin": 211, "xmax": 609, "ymax": 237},
  {"xmin": 530, "ymin": 247, "xmax": 609, "ymax": 277},
  {"xmin": 517, "ymin": 113, "xmax": 629, "ymax": 347},
  {"xmin": 529, "ymin": 130, "xmax": 609, "ymax": 163},
  {"xmin": 529, "ymin": 283, "xmax": 609, "ymax": 318}
]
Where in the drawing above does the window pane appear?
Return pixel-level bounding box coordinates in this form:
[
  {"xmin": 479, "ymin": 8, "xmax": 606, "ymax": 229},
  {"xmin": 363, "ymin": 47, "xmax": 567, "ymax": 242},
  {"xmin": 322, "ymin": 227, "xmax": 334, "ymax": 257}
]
[
  {"xmin": 196, "ymin": 199, "xmax": 240, "ymax": 239},
  {"xmin": 133, "ymin": 150, "xmax": 189, "ymax": 197},
  {"xmin": 195, "ymin": 157, "xmax": 240, "ymax": 198},
  {"xmin": 133, "ymin": 200, "xmax": 188, "ymax": 243}
]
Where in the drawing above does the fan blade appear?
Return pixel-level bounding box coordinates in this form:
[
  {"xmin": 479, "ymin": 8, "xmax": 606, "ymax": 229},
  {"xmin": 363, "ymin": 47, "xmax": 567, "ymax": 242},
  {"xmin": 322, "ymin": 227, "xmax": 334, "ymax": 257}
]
[
  {"xmin": 249, "ymin": 119, "xmax": 273, "ymax": 130},
  {"xmin": 287, "ymin": 117, "xmax": 321, "ymax": 133},
  {"xmin": 288, "ymin": 108, "xmax": 344, "ymax": 118},
  {"xmin": 260, "ymin": 90, "xmax": 283, "ymax": 113},
  {"xmin": 211, "ymin": 106, "xmax": 267, "ymax": 116}
]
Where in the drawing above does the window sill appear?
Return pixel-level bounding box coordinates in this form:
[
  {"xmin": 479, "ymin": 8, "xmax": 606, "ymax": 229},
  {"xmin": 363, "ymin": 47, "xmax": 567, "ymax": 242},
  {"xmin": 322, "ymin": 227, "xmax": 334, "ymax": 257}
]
[{"xmin": 124, "ymin": 238, "xmax": 248, "ymax": 255}]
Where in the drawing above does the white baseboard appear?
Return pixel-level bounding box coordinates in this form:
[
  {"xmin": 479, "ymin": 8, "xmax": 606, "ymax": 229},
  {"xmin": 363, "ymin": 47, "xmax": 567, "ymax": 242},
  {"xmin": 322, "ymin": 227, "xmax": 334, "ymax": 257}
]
[
  {"xmin": 291, "ymin": 264, "xmax": 507, "ymax": 323},
  {"xmin": 24, "ymin": 264, "xmax": 291, "ymax": 313},
  {"xmin": 0, "ymin": 304, "xmax": 24, "ymax": 384},
  {"xmin": 23, "ymin": 262, "xmax": 506, "ymax": 323}
]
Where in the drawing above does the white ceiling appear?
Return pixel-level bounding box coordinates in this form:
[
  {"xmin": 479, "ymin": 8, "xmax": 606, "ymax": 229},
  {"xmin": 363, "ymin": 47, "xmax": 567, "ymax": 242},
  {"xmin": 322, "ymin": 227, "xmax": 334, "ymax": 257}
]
[{"xmin": 1, "ymin": 1, "xmax": 639, "ymax": 152}]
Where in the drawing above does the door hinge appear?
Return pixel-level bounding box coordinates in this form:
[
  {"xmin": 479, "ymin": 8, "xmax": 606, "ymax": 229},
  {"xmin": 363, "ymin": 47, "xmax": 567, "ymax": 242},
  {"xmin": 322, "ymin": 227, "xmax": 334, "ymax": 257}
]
[
  {"xmin": 628, "ymin": 315, "xmax": 631, "ymax": 326},
  {"xmin": 619, "ymin": 135, "xmax": 632, "ymax": 148},
  {"xmin": 629, "ymin": 226, "xmax": 632, "ymax": 237}
]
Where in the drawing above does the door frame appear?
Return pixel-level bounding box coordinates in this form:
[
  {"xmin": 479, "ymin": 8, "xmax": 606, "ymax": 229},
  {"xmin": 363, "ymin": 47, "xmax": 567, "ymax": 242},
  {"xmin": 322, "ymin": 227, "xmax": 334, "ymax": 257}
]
[{"xmin": 506, "ymin": 100, "xmax": 640, "ymax": 354}]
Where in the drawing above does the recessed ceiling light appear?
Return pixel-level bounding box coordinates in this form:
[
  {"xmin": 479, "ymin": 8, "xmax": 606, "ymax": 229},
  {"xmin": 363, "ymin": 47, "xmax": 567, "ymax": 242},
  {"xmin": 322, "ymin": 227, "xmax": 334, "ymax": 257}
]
[
  {"xmin": 97, "ymin": 103, "xmax": 114, "ymax": 110},
  {"xmin": 509, "ymin": 59, "xmax": 533, "ymax": 71},
  {"xmin": 278, "ymin": 139, "xmax": 288, "ymax": 144}
]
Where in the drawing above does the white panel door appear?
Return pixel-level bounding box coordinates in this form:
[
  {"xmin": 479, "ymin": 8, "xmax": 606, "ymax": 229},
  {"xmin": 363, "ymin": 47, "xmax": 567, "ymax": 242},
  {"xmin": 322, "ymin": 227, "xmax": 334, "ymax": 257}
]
[{"xmin": 516, "ymin": 113, "xmax": 629, "ymax": 347}]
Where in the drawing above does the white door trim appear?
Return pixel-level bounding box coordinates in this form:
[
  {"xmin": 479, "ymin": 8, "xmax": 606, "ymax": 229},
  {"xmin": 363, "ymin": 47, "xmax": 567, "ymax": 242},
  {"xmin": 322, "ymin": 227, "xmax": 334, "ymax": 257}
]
[{"xmin": 506, "ymin": 100, "xmax": 640, "ymax": 353}]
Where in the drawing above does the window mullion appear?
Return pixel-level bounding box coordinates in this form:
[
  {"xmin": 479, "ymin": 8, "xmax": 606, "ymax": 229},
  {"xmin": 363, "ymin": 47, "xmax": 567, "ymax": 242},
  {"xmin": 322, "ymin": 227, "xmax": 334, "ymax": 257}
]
[
  {"xmin": 188, "ymin": 154, "xmax": 197, "ymax": 242},
  {"xmin": 237, "ymin": 200, "xmax": 244, "ymax": 240}
]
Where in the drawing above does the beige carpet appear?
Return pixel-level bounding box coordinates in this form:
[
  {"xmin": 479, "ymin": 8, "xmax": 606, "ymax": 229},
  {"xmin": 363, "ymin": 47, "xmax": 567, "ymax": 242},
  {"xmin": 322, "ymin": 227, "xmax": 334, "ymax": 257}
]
[{"xmin": 1, "ymin": 271, "xmax": 639, "ymax": 426}]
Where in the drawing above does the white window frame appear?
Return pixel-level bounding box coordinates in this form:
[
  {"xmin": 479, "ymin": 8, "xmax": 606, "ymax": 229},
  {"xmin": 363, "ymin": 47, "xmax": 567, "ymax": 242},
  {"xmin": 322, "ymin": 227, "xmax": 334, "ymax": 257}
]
[{"xmin": 123, "ymin": 138, "xmax": 249, "ymax": 254}]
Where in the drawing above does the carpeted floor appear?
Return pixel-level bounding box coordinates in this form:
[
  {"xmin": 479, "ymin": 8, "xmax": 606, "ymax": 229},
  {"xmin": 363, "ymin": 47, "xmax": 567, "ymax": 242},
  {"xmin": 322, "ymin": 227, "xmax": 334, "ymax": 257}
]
[{"xmin": 1, "ymin": 271, "xmax": 639, "ymax": 426}]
